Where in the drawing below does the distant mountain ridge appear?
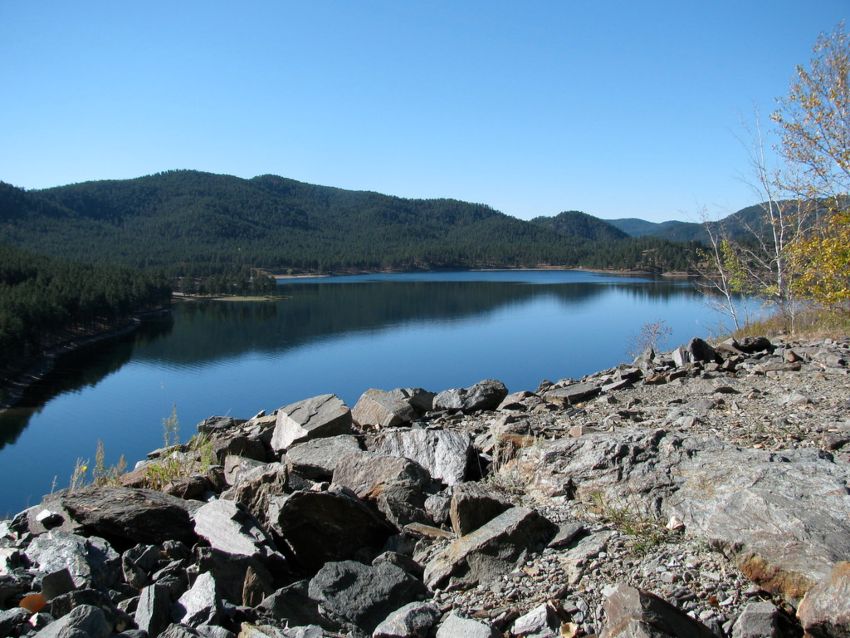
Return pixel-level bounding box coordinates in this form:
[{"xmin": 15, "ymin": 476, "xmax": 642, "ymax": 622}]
[{"xmin": 1, "ymin": 170, "xmax": 699, "ymax": 275}]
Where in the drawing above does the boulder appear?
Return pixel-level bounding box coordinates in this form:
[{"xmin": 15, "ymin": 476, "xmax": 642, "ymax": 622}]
[
  {"xmin": 496, "ymin": 390, "xmax": 541, "ymax": 412},
  {"xmin": 307, "ymin": 560, "xmax": 429, "ymax": 633},
  {"xmin": 135, "ymin": 584, "xmax": 171, "ymax": 637},
  {"xmin": 174, "ymin": 571, "xmax": 218, "ymax": 626},
  {"xmin": 59, "ymin": 487, "xmax": 197, "ymax": 547},
  {"xmin": 256, "ymin": 580, "xmax": 332, "ymax": 630},
  {"xmin": 34, "ymin": 604, "xmax": 111, "ymax": 638},
  {"xmin": 194, "ymin": 547, "xmax": 278, "ymax": 607},
  {"xmin": 731, "ymin": 600, "xmax": 788, "ymax": 638},
  {"xmin": 599, "ymin": 583, "xmax": 716, "ymax": 638},
  {"xmin": 376, "ymin": 428, "xmax": 474, "ymax": 486},
  {"xmin": 449, "ymin": 483, "xmax": 511, "ymax": 536},
  {"xmin": 373, "ymin": 600, "xmax": 441, "ymax": 638},
  {"xmin": 192, "ymin": 499, "xmax": 274, "ymax": 560},
  {"xmin": 223, "ymin": 455, "xmax": 267, "ymax": 486},
  {"xmin": 435, "ymin": 612, "xmax": 499, "ymax": 638},
  {"xmin": 40, "ymin": 568, "xmax": 76, "ymax": 601},
  {"xmin": 333, "ymin": 452, "xmax": 431, "ymax": 507},
  {"xmin": 26, "ymin": 531, "xmax": 120, "ymax": 589},
  {"xmin": 220, "ymin": 462, "xmax": 287, "ymax": 525},
  {"xmin": 423, "ymin": 507, "xmax": 557, "ymax": 589},
  {"xmin": 511, "ymin": 602, "xmax": 562, "ymax": 637},
  {"xmin": 433, "ymin": 380, "xmax": 508, "ymax": 413},
  {"xmin": 797, "ymin": 561, "xmax": 850, "ymax": 638},
  {"xmin": 269, "ymin": 490, "xmax": 394, "ymax": 572},
  {"xmin": 517, "ymin": 428, "xmax": 850, "ymax": 602},
  {"xmin": 270, "ymin": 394, "xmax": 353, "ymax": 452},
  {"xmin": 121, "ymin": 543, "xmax": 162, "ymax": 589},
  {"xmin": 687, "ymin": 337, "xmax": 720, "ymax": 363},
  {"xmin": 542, "ymin": 382, "xmax": 600, "ymax": 406},
  {"xmin": 352, "ymin": 389, "xmax": 421, "ymax": 428},
  {"xmin": 285, "ymin": 435, "xmax": 361, "ymax": 480}
]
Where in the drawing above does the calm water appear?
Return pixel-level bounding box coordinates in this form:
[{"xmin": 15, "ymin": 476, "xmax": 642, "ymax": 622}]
[{"xmin": 0, "ymin": 270, "xmax": 739, "ymax": 516}]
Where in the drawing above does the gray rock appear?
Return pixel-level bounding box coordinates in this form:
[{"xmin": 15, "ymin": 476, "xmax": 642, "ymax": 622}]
[
  {"xmin": 730, "ymin": 600, "xmax": 786, "ymax": 638},
  {"xmin": 59, "ymin": 487, "xmax": 197, "ymax": 546},
  {"xmin": 135, "ymin": 584, "xmax": 171, "ymax": 637},
  {"xmin": 194, "ymin": 547, "xmax": 278, "ymax": 607},
  {"xmin": 435, "ymin": 612, "xmax": 499, "ymax": 638},
  {"xmin": 496, "ymin": 391, "xmax": 540, "ymax": 412},
  {"xmin": 197, "ymin": 625, "xmax": 236, "ymax": 638},
  {"xmin": 671, "ymin": 345, "xmax": 693, "ymax": 368},
  {"xmin": 512, "ymin": 602, "xmax": 560, "ymax": 637},
  {"xmin": 332, "ymin": 451, "xmax": 431, "ymax": 514},
  {"xmin": 373, "ymin": 600, "xmax": 441, "ymax": 637},
  {"xmin": 40, "ymin": 568, "xmax": 76, "ymax": 601},
  {"xmin": 174, "ymin": 571, "xmax": 218, "ymax": 626},
  {"xmin": 223, "ymin": 455, "xmax": 267, "ymax": 486},
  {"xmin": 424, "ymin": 493, "xmax": 451, "ymax": 526},
  {"xmin": 797, "ymin": 561, "xmax": 850, "ymax": 638},
  {"xmin": 376, "ymin": 428, "xmax": 473, "ymax": 486},
  {"xmin": 599, "ymin": 583, "xmax": 716, "ymax": 638},
  {"xmin": 308, "ymin": 560, "xmax": 429, "ymax": 633},
  {"xmin": 257, "ymin": 580, "xmax": 331, "ymax": 630},
  {"xmin": 26, "ymin": 531, "xmax": 120, "ymax": 589},
  {"xmin": 542, "ymin": 382, "xmax": 600, "ymax": 406},
  {"xmin": 161, "ymin": 625, "xmax": 203, "ymax": 638},
  {"xmin": 687, "ymin": 337, "xmax": 720, "ymax": 363},
  {"xmin": 193, "ymin": 499, "xmax": 273, "ymax": 559},
  {"xmin": 269, "ymin": 490, "xmax": 393, "ymax": 572},
  {"xmin": 286, "ymin": 435, "xmax": 362, "ymax": 480},
  {"xmin": 449, "ymin": 483, "xmax": 511, "ymax": 535},
  {"xmin": 433, "ymin": 380, "xmax": 508, "ymax": 413},
  {"xmin": 35, "ymin": 604, "xmax": 111, "ymax": 638},
  {"xmin": 0, "ymin": 608, "xmax": 29, "ymax": 637},
  {"xmin": 122, "ymin": 543, "xmax": 162, "ymax": 589},
  {"xmin": 271, "ymin": 394, "xmax": 353, "ymax": 452},
  {"xmin": 352, "ymin": 389, "xmax": 418, "ymax": 428},
  {"xmin": 423, "ymin": 506, "xmax": 557, "ymax": 589},
  {"xmin": 220, "ymin": 462, "xmax": 287, "ymax": 526},
  {"xmin": 518, "ymin": 427, "xmax": 850, "ymax": 602}
]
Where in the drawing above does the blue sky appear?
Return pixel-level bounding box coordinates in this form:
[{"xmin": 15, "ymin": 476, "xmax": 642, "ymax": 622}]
[{"xmin": 1, "ymin": 2, "xmax": 847, "ymax": 222}]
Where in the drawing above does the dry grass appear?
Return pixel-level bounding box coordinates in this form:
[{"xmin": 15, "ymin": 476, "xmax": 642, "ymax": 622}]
[{"xmin": 731, "ymin": 308, "xmax": 850, "ymax": 340}]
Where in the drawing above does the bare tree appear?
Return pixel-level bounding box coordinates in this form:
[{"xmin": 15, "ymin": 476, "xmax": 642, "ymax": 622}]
[{"xmin": 693, "ymin": 211, "xmax": 741, "ymax": 332}]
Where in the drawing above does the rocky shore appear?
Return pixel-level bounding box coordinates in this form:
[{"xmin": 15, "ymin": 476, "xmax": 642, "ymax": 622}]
[{"xmin": 1, "ymin": 334, "xmax": 849, "ymax": 637}]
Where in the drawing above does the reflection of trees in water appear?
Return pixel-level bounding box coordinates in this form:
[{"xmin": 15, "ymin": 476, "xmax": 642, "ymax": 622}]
[
  {"xmin": 0, "ymin": 320, "xmax": 173, "ymax": 450},
  {"xmin": 135, "ymin": 280, "xmax": 697, "ymax": 366}
]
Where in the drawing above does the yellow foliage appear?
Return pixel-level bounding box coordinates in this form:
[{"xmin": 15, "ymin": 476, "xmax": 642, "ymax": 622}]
[{"xmin": 792, "ymin": 209, "xmax": 850, "ymax": 305}]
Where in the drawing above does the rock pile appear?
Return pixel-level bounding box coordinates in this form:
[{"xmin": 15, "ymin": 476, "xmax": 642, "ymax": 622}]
[{"xmin": 1, "ymin": 336, "xmax": 849, "ymax": 637}]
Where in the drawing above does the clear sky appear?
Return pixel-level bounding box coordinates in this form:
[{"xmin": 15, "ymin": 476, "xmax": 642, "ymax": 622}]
[{"xmin": 1, "ymin": 2, "xmax": 847, "ymax": 222}]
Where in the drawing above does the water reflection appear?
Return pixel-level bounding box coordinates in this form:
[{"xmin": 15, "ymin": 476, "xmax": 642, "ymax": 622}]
[{"xmin": 135, "ymin": 280, "xmax": 697, "ymax": 366}]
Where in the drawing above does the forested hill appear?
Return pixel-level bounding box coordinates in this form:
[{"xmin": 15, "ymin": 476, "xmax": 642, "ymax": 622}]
[{"xmin": 1, "ymin": 170, "xmax": 697, "ymax": 276}]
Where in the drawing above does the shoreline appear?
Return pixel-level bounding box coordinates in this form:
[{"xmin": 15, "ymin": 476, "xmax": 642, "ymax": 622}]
[{"xmin": 0, "ymin": 307, "xmax": 171, "ymax": 414}]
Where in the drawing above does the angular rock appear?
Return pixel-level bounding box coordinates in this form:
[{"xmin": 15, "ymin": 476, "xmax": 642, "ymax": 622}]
[
  {"xmin": 269, "ymin": 490, "xmax": 394, "ymax": 572},
  {"xmin": 352, "ymin": 389, "xmax": 418, "ymax": 428},
  {"xmin": 433, "ymin": 380, "xmax": 508, "ymax": 413},
  {"xmin": 797, "ymin": 561, "xmax": 850, "ymax": 638},
  {"xmin": 518, "ymin": 427, "xmax": 850, "ymax": 602},
  {"xmin": 35, "ymin": 604, "xmax": 111, "ymax": 638},
  {"xmin": 332, "ymin": 451, "xmax": 431, "ymax": 507},
  {"xmin": 373, "ymin": 600, "xmax": 441, "ymax": 638},
  {"xmin": 496, "ymin": 390, "xmax": 540, "ymax": 412},
  {"xmin": 257, "ymin": 580, "xmax": 331, "ymax": 630},
  {"xmin": 40, "ymin": 568, "xmax": 76, "ymax": 601},
  {"xmin": 542, "ymin": 382, "xmax": 600, "ymax": 406},
  {"xmin": 376, "ymin": 428, "xmax": 473, "ymax": 486},
  {"xmin": 424, "ymin": 493, "xmax": 451, "ymax": 526},
  {"xmin": 308, "ymin": 560, "xmax": 429, "ymax": 633},
  {"xmin": 193, "ymin": 499, "xmax": 274, "ymax": 559},
  {"xmin": 174, "ymin": 571, "xmax": 218, "ymax": 626},
  {"xmin": 60, "ymin": 487, "xmax": 197, "ymax": 546},
  {"xmin": 731, "ymin": 600, "xmax": 786, "ymax": 638},
  {"xmin": 285, "ymin": 435, "xmax": 361, "ymax": 480},
  {"xmin": 220, "ymin": 462, "xmax": 287, "ymax": 525},
  {"xmin": 0, "ymin": 608, "xmax": 29, "ymax": 636},
  {"xmin": 223, "ymin": 455, "xmax": 267, "ymax": 486},
  {"xmin": 271, "ymin": 394, "xmax": 353, "ymax": 452},
  {"xmin": 512, "ymin": 602, "xmax": 561, "ymax": 637},
  {"xmin": 449, "ymin": 483, "xmax": 511, "ymax": 536},
  {"xmin": 435, "ymin": 612, "xmax": 499, "ymax": 638},
  {"xmin": 160, "ymin": 625, "xmax": 203, "ymax": 638},
  {"xmin": 135, "ymin": 584, "xmax": 171, "ymax": 637},
  {"xmin": 122, "ymin": 543, "xmax": 162, "ymax": 589},
  {"xmin": 192, "ymin": 547, "xmax": 278, "ymax": 607},
  {"xmin": 599, "ymin": 583, "xmax": 716, "ymax": 638},
  {"xmin": 26, "ymin": 531, "xmax": 120, "ymax": 589},
  {"xmin": 423, "ymin": 507, "xmax": 557, "ymax": 589},
  {"xmin": 687, "ymin": 337, "xmax": 720, "ymax": 363}
]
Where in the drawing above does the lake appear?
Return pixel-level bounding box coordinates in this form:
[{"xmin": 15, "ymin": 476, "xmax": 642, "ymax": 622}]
[{"xmin": 0, "ymin": 270, "xmax": 741, "ymax": 516}]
